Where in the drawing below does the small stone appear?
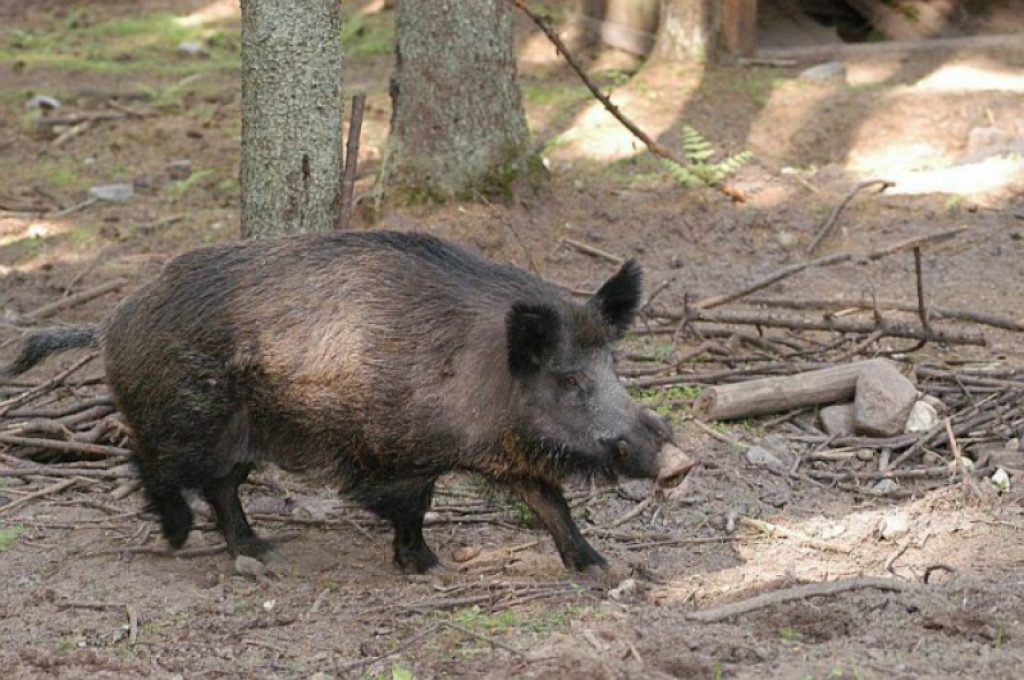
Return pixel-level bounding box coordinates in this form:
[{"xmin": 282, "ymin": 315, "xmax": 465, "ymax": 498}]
[
  {"xmin": 904, "ymin": 399, "xmax": 939, "ymax": 433},
  {"xmin": 950, "ymin": 457, "xmax": 975, "ymax": 471},
  {"xmin": 25, "ymin": 94, "xmax": 60, "ymax": 112},
  {"xmin": 608, "ymin": 578, "xmax": 637, "ymax": 601},
  {"xmin": 854, "ymin": 361, "xmax": 918, "ymax": 437},
  {"xmin": 820, "ymin": 403, "xmax": 856, "ymax": 437},
  {"xmin": 166, "ymin": 159, "xmax": 193, "ymax": 180},
  {"xmin": 88, "ymin": 183, "xmax": 134, "ymax": 202},
  {"xmin": 451, "ymin": 546, "xmax": 480, "ymax": 563},
  {"xmin": 877, "ymin": 513, "xmax": 910, "ymax": 540},
  {"xmin": 178, "ymin": 40, "xmax": 210, "ymax": 57},
  {"xmin": 775, "ymin": 231, "xmax": 798, "ymax": 249},
  {"xmin": 745, "ymin": 445, "xmax": 783, "ymax": 468},
  {"xmin": 234, "ymin": 555, "xmax": 266, "ymax": 578},
  {"xmin": 799, "ymin": 61, "xmax": 847, "ymax": 83},
  {"xmin": 262, "ymin": 599, "xmax": 276, "ymax": 612},
  {"xmin": 991, "ymin": 469, "xmax": 1011, "ymax": 494},
  {"xmin": 818, "ymin": 522, "xmax": 846, "ymax": 540},
  {"xmin": 856, "ymin": 449, "xmax": 875, "ymax": 462},
  {"xmin": 873, "ymin": 478, "xmax": 900, "ymax": 495},
  {"xmin": 921, "ymin": 394, "xmax": 947, "ymax": 414}
]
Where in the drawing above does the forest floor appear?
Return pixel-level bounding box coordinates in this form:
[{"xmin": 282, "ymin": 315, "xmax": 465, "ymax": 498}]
[{"xmin": 2, "ymin": 1, "xmax": 1024, "ymax": 678}]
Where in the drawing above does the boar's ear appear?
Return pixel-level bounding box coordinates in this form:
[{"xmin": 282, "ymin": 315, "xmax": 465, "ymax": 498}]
[
  {"xmin": 506, "ymin": 303, "xmax": 560, "ymax": 375},
  {"xmin": 590, "ymin": 259, "xmax": 643, "ymax": 335}
]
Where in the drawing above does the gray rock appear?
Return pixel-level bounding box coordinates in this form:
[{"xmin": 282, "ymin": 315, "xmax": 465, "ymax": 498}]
[
  {"xmin": 904, "ymin": 399, "xmax": 939, "ymax": 433},
  {"xmin": 88, "ymin": 183, "xmax": 135, "ymax": 202},
  {"xmin": 799, "ymin": 61, "xmax": 847, "ymax": 83},
  {"xmin": 873, "ymin": 478, "xmax": 900, "ymax": 495},
  {"xmin": 819, "ymin": 403, "xmax": 855, "ymax": 437},
  {"xmin": 921, "ymin": 393, "xmax": 948, "ymax": 414},
  {"xmin": 746, "ymin": 445, "xmax": 783, "ymax": 468},
  {"xmin": 178, "ymin": 40, "xmax": 210, "ymax": 57},
  {"xmin": 877, "ymin": 513, "xmax": 910, "ymax": 540},
  {"xmin": 854, "ymin": 361, "xmax": 918, "ymax": 437},
  {"xmin": 775, "ymin": 231, "xmax": 799, "ymax": 249},
  {"xmin": 25, "ymin": 94, "xmax": 61, "ymax": 112}
]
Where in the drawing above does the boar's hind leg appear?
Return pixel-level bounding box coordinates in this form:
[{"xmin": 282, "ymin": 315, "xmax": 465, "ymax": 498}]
[
  {"xmin": 202, "ymin": 463, "xmax": 271, "ymax": 559},
  {"xmin": 357, "ymin": 477, "xmax": 441, "ymax": 574},
  {"xmin": 133, "ymin": 444, "xmax": 192, "ymax": 548},
  {"xmin": 511, "ymin": 479, "xmax": 607, "ymax": 575}
]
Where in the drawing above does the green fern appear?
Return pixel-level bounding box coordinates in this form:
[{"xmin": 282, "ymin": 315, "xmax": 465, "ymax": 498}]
[{"xmin": 661, "ymin": 126, "xmax": 752, "ymax": 188}]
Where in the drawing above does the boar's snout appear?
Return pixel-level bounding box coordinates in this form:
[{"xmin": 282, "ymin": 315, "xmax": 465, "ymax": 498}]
[{"xmin": 654, "ymin": 442, "xmax": 694, "ymax": 488}]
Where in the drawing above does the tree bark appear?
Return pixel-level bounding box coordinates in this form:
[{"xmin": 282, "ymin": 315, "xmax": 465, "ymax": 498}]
[
  {"xmin": 649, "ymin": 0, "xmax": 720, "ymax": 62},
  {"xmin": 385, "ymin": 0, "xmax": 543, "ymax": 202},
  {"xmin": 240, "ymin": 0, "xmax": 343, "ymax": 239}
]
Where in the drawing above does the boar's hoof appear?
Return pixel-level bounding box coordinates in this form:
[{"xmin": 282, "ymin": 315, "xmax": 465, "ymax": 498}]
[
  {"xmin": 394, "ymin": 546, "xmax": 444, "ymax": 575},
  {"xmin": 236, "ymin": 536, "xmax": 281, "ymax": 561},
  {"xmin": 655, "ymin": 442, "xmax": 695, "ymax": 489}
]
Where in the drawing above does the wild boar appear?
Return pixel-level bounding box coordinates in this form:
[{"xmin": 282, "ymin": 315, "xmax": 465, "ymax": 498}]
[{"xmin": 2, "ymin": 231, "xmax": 692, "ymax": 575}]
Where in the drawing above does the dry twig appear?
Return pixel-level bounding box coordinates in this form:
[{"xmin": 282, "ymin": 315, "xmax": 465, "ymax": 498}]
[{"xmin": 687, "ymin": 577, "xmax": 918, "ymax": 623}]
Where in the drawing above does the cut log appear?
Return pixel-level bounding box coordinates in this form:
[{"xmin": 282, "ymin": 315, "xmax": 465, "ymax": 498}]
[{"xmin": 693, "ymin": 358, "xmax": 901, "ymax": 421}]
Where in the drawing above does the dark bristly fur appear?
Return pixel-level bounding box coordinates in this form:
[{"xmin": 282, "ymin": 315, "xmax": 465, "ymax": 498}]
[{"xmin": 2, "ymin": 231, "xmax": 679, "ymax": 575}]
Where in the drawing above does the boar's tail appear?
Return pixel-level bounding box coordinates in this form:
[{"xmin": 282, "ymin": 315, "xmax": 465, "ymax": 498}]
[{"xmin": 0, "ymin": 326, "xmax": 99, "ymax": 376}]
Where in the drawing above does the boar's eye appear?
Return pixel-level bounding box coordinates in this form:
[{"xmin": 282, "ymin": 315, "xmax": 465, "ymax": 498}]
[{"xmin": 558, "ymin": 373, "xmax": 582, "ymax": 391}]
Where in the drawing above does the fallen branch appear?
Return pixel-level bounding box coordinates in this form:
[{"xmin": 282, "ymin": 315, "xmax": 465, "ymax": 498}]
[
  {"xmin": 0, "ymin": 433, "xmax": 129, "ymax": 458},
  {"xmin": 675, "ymin": 308, "xmax": 986, "ymax": 346},
  {"xmin": 687, "ymin": 576, "xmax": 918, "ymax": 623},
  {"xmin": 36, "ymin": 112, "xmax": 127, "ymax": 127},
  {"xmin": 507, "ymin": 0, "xmax": 739, "ymax": 199},
  {"xmin": 738, "ymin": 517, "xmax": 852, "ymax": 554},
  {"xmin": 806, "ymin": 180, "xmax": 894, "ymax": 255},
  {"xmin": 508, "ymin": 0, "xmax": 670, "ymax": 157},
  {"xmin": 737, "ymin": 297, "xmax": 1024, "ymax": 332},
  {"xmin": 0, "ymin": 478, "xmax": 77, "ymax": 515},
  {"xmin": 560, "ymin": 237, "xmax": 624, "ymax": 264},
  {"xmin": 691, "ymin": 226, "xmax": 969, "ymax": 310},
  {"xmin": 806, "ymin": 464, "xmax": 992, "ymax": 483},
  {"xmin": 0, "ymin": 465, "xmax": 132, "ymax": 479},
  {"xmin": 693, "ymin": 359, "xmax": 888, "ymax": 421},
  {"xmin": 0, "ymin": 353, "xmax": 98, "ymax": 416}
]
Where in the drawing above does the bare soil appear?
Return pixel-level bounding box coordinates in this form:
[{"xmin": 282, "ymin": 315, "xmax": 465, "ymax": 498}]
[{"xmin": 2, "ymin": 2, "xmax": 1024, "ymax": 679}]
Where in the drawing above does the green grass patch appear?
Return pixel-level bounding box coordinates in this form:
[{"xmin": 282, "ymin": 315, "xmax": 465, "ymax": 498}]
[
  {"xmin": 521, "ymin": 81, "xmax": 589, "ymax": 107},
  {"xmin": 171, "ymin": 168, "xmax": 216, "ymax": 197},
  {"xmin": 1, "ymin": 10, "xmax": 240, "ymax": 75},
  {"xmin": 341, "ymin": 12, "xmax": 394, "ymax": 57},
  {"xmin": 0, "ymin": 525, "xmax": 25, "ymax": 551}
]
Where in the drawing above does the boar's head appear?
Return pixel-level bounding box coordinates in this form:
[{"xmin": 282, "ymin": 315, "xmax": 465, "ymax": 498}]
[{"xmin": 504, "ymin": 261, "xmax": 693, "ymax": 487}]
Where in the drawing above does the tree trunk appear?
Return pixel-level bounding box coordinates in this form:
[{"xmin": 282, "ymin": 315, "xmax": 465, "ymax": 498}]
[
  {"xmin": 240, "ymin": 0, "xmax": 343, "ymax": 239},
  {"xmin": 649, "ymin": 0, "xmax": 720, "ymax": 62},
  {"xmin": 385, "ymin": 0, "xmax": 543, "ymax": 202}
]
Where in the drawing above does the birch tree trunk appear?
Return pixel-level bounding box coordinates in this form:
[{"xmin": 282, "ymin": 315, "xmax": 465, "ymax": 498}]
[
  {"xmin": 240, "ymin": 0, "xmax": 343, "ymax": 238},
  {"xmin": 385, "ymin": 0, "xmax": 544, "ymax": 203}
]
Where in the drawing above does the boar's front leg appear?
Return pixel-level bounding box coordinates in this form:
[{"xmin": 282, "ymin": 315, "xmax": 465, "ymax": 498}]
[
  {"xmin": 357, "ymin": 477, "xmax": 442, "ymax": 574},
  {"xmin": 511, "ymin": 478, "xmax": 607, "ymax": 575}
]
